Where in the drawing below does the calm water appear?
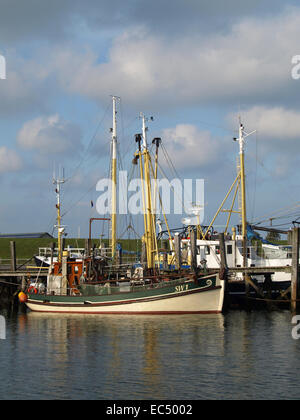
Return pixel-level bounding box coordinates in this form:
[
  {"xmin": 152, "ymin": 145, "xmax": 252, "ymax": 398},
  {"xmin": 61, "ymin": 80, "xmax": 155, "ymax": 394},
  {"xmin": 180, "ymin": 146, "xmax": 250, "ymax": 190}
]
[{"xmin": 0, "ymin": 309, "xmax": 299, "ymax": 400}]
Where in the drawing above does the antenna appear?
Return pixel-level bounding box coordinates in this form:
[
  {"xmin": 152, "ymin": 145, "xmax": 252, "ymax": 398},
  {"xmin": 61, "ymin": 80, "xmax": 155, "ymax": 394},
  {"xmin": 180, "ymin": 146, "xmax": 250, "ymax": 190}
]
[
  {"xmin": 53, "ymin": 166, "xmax": 66, "ymax": 263},
  {"xmin": 139, "ymin": 113, "xmax": 154, "ymax": 150},
  {"xmin": 238, "ymin": 121, "xmax": 256, "ymax": 155}
]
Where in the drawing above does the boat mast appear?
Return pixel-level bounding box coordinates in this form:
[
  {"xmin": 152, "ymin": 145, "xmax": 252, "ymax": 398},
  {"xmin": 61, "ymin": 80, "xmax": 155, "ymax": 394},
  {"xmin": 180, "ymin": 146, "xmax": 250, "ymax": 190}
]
[
  {"xmin": 111, "ymin": 95, "xmax": 119, "ymax": 260},
  {"xmin": 140, "ymin": 113, "xmax": 156, "ymax": 270},
  {"xmin": 53, "ymin": 168, "xmax": 65, "ymax": 263},
  {"xmin": 238, "ymin": 121, "xmax": 247, "ymax": 268},
  {"xmin": 202, "ymin": 119, "xmax": 255, "ymax": 257},
  {"xmin": 238, "ymin": 123, "xmax": 247, "ymax": 235},
  {"xmin": 237, "ymin": 120, "xmax": 256, "ymax": 267}
]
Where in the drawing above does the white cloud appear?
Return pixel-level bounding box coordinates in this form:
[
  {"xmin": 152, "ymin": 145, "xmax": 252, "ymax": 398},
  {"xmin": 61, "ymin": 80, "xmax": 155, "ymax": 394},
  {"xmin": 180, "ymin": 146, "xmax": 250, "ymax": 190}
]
[
  {"xmin": 49, "ymin": 7, "xmax": 300, "ymax": 107},
  {"xmin": 228, "ymin": 106, "xmax": 300, "ymax": 140},
  {"xmin": 17, "ymin": 114, "xmax": 82, "ymax": 156},
  {"xmin": 227, "ymin": 105, "xmax": 300, "ymax": 179},
  {"xmin": 2, "ymin": 5, "xmax": 300, "ymax": 116},
  {"xmin": 0, "ymin": 50, "xmax": 54, "ymax": 114},
  {"xmin": 0, "ymin": 0, "xmax": 292, "ymax": 44},
  {"xmin": 0, "ymin": 147, "xmax": 22, "ymax": 173},
  {"xmin": 161, "ymin": 124, "xmax": 223, "ymax": 170}
]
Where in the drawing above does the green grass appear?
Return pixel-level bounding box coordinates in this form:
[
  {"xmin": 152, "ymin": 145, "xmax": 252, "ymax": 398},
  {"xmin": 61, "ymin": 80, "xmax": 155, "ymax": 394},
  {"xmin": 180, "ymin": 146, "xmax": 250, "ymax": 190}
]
[{"xmin": 0, "ymin": 238, "xmax": 142, "ymax": 260}]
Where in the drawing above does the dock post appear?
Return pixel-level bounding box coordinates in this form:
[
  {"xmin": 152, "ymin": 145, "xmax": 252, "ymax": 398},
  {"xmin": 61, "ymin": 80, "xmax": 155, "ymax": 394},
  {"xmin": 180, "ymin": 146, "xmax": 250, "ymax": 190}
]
[
  {"xmin": 288, "ymin": 230, "xmax": 293, "ymax": 245},
  {"xmin": 219, "ymin": 233, "xmax": 229, "ymax": 310},
  {"xmin": 291, "ymin": 227, "xmax": 300, "ymax": 313},
  {"xmin": 50, "ymin": 242, "xmax": 55, "ymax": 268},
  {"xmin": 174, "ymin": 233, "xmax": 181, "ymax": 270},
  {"xmin": 162, "ymin": 240, "xmax": 168, "ymax": 270},
  {"xmin": 190, "ymin": 229, "xmax": 197, "ymax": 274},
  {"xmin": 21, "ymin": 276, "xmax": 26, "ymax": 291},
  {"xmin": 264, "ymin": 273, "xmax": 273, "ymax": 300},
  {"xmin": 117, "ymin": 245, "xmax": 122, "ymax": 267},
  {"xmin": 141, "ymin": 239, "xmax": 147, "ymax": 268},
  {"xmin": 10, "ymin": 241, "xmax": 16, "ymax": 272},
  {"xmin": 219, "ymin": 233, "xmax": 227, "ymax": 271},
  {"xmin": 85, "ymin": 239, "xmax": 90, "ymax": 257}
]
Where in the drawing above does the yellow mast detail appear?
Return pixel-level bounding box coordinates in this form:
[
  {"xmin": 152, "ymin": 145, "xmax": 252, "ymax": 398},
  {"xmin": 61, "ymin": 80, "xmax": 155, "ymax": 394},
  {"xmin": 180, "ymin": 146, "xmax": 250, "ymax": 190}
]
[
  {"xmin": 110, "ymin": 96, "xmax": 120, "ymax": 260},
  {"xmin": 239, "ymin": 127, "xmax": 247, "ymax": 266},
  {"xmin": 135, "ymin": 136, "xmax": 148, "ymax": 251},
  {"xmin": 135, "ymin": 114, "xmax": 157, "ymax": 270},
  {"xmin": 53, "ymin": 169, "xmax": 65, "ymax": 264}
]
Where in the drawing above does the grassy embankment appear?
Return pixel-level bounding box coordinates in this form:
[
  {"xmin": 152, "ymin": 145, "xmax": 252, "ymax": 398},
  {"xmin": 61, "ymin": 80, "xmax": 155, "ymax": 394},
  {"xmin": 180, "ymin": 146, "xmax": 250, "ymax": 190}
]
[{"xmin": 0, "ymin": 238, "xmax": 142, "ymax": 261}]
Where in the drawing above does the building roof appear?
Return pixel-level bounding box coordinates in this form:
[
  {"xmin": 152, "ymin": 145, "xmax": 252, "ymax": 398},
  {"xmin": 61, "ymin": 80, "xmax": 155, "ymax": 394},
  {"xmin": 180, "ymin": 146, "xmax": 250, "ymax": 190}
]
[{"xmin": 0, "ymin": 232, "xmax": 53, "ymax": 239}]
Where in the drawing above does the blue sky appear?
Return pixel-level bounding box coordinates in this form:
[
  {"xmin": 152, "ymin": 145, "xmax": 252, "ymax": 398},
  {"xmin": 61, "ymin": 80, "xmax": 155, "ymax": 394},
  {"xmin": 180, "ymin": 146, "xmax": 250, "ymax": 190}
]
[{"xmin": 1, "ymin": 0, "xmax": 300, "ymax": 238}]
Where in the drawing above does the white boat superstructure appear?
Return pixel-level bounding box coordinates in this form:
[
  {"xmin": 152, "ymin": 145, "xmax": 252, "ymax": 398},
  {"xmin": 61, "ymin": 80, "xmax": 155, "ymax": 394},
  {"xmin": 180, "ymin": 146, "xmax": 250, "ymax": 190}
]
[
  {"xmin": 261, "ymin": 244, "xmax": 293, "ymax": 282},
  {"xmin": 34, "ymin": 246, "xmax": 85, "ymax": 267},
  {"xmin": 171, "ymin": 235, "xmax": 296, "ymax": 284},
  {"xmin": 34, "ymin": 245, "xmax": 112, "ymax": 267},
  {"xmin": 171, "ymin": 235, "xmax": 259, "ymax": 280}
]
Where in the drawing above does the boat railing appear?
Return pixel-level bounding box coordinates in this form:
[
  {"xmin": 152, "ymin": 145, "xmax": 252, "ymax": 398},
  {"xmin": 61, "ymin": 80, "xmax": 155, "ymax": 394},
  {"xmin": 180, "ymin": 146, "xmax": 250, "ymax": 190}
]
[
  {"xmin": 38, "ymin": 247, "xmax": 56, "ymax": 257},
  {"xmin": 27, "ymin": 276, "xmax": 195, "ymax": 297},
  {"xmin": 38, "ymin": 247, "xmax": 87, "ymax": 257},
  {"xmin": 37, "ymin": 247, "xmax": 140, "ymax": 263},
  {"xmin": 93, "ymin": 248, "xmax": 112, "ymax": 258}
]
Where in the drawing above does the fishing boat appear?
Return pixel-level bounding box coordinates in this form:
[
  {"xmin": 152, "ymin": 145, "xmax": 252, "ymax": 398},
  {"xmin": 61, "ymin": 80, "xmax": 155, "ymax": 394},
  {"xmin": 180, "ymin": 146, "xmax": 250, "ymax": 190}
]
[
  {"xmin": 22, "ymin": 96, "xmax": 225, "ymax": 314},
  {"xmin": 25, "ymin": 259, "xmax": 224, "ymax": 315}
]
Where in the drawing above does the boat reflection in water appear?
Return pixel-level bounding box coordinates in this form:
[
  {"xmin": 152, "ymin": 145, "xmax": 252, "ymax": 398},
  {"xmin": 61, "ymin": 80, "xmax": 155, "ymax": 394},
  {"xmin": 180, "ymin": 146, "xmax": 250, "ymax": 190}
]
[
  {"xmin": 22, "ymin": 312, "xmax": 225, "ymax": 399},
  {"xmin": 5, "ymin": 311, "xmax": 300, "ymax": 400}
]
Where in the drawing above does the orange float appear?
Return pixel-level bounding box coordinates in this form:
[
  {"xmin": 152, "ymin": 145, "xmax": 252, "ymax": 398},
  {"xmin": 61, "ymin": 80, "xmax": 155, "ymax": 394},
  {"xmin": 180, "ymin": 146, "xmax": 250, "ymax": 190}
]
[{"xmin": 18, "ymin": 291, "xmax": 28, "ymax": 303}]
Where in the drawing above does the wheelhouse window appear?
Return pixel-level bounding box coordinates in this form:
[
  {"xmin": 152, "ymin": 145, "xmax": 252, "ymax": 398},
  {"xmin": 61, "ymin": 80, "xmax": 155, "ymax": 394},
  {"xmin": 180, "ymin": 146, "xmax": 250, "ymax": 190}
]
[{"xmin": 227, "ymin": 245, "xmax": 233, "ymax": 255}]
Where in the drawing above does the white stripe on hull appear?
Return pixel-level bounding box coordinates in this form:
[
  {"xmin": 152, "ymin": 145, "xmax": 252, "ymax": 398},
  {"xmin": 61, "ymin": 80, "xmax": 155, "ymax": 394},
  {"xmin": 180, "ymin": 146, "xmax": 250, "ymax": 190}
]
[{"xmin": 26, "ymin": 282, "xmax": 224, "ymax": 314}]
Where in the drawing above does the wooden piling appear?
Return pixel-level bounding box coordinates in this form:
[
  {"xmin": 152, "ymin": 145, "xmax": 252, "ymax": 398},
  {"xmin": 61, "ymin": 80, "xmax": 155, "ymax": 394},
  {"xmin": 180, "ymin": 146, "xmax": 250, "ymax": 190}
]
[
  {"xmin": 85, "ymin": 239, "xmax": 90, "ymax": 257},
  {"xmin": 288, "ymin": 230, "xmax": 293, "ymax": 245},
  {"xmin": 219, "ymin": 233, "xmax": 229, "ymax": 311},
  {"xmin": 50, "ymin": 242, "xmax": 55, "ymax": 268},
  {"xmin": 190, "ymin": 229, "xmax": 197, "ymax": 274},
  {"xmin": 218, "ymin": 233, "xmax": 227, "ymax": 271},
  {"xmin": 141, "ymin": 240, "xmax": 147, "ymax": 267},
  {"xmin": 263, "ymin": 273, "xmax": 272, "ymax": 299},
  {"xmin": 21, "ymin": 276, "xmax": 26, "ymax": 291},
  {"xmin": 291, "ymin": 227, "xmax": 299, "ymax": 313},
  {"xmin": 174, "ymin": 233, "xmax": 181, "ymax": 270},
  {"xmin": 10, "ymin": 241, "xmax": 16, "ymax": 272},
  {"xmin": 117, "ymin": 246, "xmax": 123, "ymax": 266},
  {"xmin": 162, "ymin": 240, "xmax": 168, "ymax": 270}
]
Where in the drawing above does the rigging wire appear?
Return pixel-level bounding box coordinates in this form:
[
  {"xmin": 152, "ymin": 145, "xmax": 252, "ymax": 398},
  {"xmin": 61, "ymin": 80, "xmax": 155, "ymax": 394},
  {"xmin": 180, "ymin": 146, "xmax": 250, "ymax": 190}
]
[
  {"xmin": 66, "ymin": 102, "xmax": 111, "ymax": 183},
  {"xmin": 61, "ymin": 103, "xmax": 111, "ymax": 206},
  {"xmin": 44, "ymin": 102, "xmax": 112, "ymax": 234},
  {"xmin": 247, "ymin": 150, "xmax": 296, "ymax": 208},
  {"xmin": 250, "ymin": 130, "xmax": 258, "ymax": 222},
  {"xmin": 253, "ymin": 203, "xmax": 300, "ymax": 225}
]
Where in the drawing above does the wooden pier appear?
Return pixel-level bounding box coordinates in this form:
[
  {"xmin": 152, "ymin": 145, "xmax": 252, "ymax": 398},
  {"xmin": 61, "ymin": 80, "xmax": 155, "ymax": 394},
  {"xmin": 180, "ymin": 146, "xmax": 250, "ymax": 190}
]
[
  {"xmin": 1, "ymin": 229, "xmax": 300, "ymax": 313},
  {"xmin": 216, "ymin": 228, "xmax": 299, "ymax": 313},
  {"xmin": 0, "ymin": 240, "xmax": 48, "ymax": 310}
]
